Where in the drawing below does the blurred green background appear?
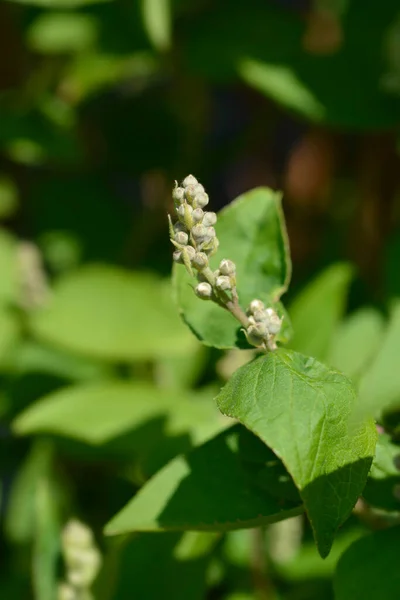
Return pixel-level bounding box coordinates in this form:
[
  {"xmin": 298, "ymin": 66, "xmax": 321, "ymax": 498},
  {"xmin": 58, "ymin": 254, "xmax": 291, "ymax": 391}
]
[{"xmin": 1, "ymin": 0, "xmax": 400, "ymax": 599}]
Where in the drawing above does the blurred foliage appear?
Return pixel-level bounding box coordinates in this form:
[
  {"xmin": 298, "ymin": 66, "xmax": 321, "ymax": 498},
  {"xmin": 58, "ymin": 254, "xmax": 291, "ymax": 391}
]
[{"xmin": 1, "ymin": 0, "xmax": 400, "ymax": 599}]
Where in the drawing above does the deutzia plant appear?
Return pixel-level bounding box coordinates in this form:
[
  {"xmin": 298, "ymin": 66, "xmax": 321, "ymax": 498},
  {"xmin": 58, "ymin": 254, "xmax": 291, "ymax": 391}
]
[{"xmin": 104, "ymin": 176, "xmax": 378, "ymax": 566}]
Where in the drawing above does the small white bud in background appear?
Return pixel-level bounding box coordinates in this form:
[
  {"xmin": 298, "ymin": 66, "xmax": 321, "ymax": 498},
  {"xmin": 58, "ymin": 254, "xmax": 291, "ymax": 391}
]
[
  {"xmin": 194, "ymin": 192, "xmax": 209, "ymax": 208},
  {"xmin": 192, "ymin": 252, "xmax": 209, "ymax": 270},
  {"xmin": 182, "ymin": 174, "xmax": 198, "ymax": 188},
  {"xmin": 172, "ymin": 186, "xmax": 185, "ymax": 204},
  {"xmin": 192, "ymin": 208, "xmax": 204, "ymax": 223},
  {"xmin": 184, "ymin": 184, "xmax": 197, "ymax": 204},
  {"xmin": 265, "ymin": 307, "xmax": 276, "ymax": 318},
  {"xmin": 248, "ymin": 299, "xmax": 265, "ymax": 314},
  {"xmin": 203, "ymin": 212, "xmax": 217, "ymax": 226},
  {"xmin": 62, "ymin": 520, "xmax": 93, "ymax": 550},
  {"xmin": 216, "ymin": 275, "xmax": 232, "ymax": 291},
  {"xmin": 195, "ymin": 282, "xmax": 213, "ymax": 299},
  {"xmin": 174, "ymin": 231, "xmax": 188, "ymax": 245},
  {"xmin": 58, "ymin": 583, "xmax": 76, "ymax": 600},
  {"xmin": 219, "ymin": 259, "xmax": 236, "ymax": 276}
]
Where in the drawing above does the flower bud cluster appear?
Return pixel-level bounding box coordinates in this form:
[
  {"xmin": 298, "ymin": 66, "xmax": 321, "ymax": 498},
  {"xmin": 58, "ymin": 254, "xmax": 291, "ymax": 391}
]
[
  {"xmin": 58, "ymin": 520, "xmax": 101, "ymax": 600},
  {"xmin": 170, "ymin": 175, "xmax": 219, "ymax": 271},
  {"xmin": 245, "ymin": 299, "xmax": 283, "ymax": 350}
]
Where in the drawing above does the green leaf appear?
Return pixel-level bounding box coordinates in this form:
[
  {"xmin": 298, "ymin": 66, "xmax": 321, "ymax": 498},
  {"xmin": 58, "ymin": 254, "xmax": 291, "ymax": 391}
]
[
  {"xmin": 0, "ymin": 229, "xmax": 18, "ymax": 304},
  {"xmin": 184, "ymin": 1, "xmax": 400, "ymax": 129},
  {"xmin": 0, "ymin": 175, "xmax": 19, "ymax": 219},
  {"xmin": 0, "ymin": 306, "xmax": 20, "ymax": 369},
  {"xmin": 27, "ymin": 12, "xmax": 98, "ymax": 54},
  {"xmin": 4, "ymin": 441, "xmax": 53, "ymax": 544},
  {"xmin": 104, "ymin": 424, "xmax": 303, "ymax": 536},
  {"xmin": 328, "ymin": 308, "xmax": 385, "ymax": 380},
  {"xmin": 288, "ymin": 263, "xmax": 353, "ymax": 361},
  {"xmin": 174, "ymin": 187, "xmax": 291, "ymax": 350},
  {"xmin": 358, "ymin": 301, "xmax": 400, "ymax": 418},
  {"xmin": 216, "ymin": 349, "xmax": 376, "ymax": 557},
  {"xmin": 29, "ymin": 265, "xmax": 195, "ymax": 361},
  {"xmin": 95, "ymin": 532, "xmax": 213, "ymax": 600},
  {"xmin": 9, "ymin": 0, "xmax": 111, "ymax": 6},
  {"xmin": 334, "ymin": 526, "xmax": 400, "ymax": 600},
  {"xmin": 362, "ymin": 433, "xmax": 400, "ymax": 512},
  {"xmin": 141, "ymin": 0, "xmax": 171, "ymax": 51},
  {"xmin": 13, "ymin": 382, "xmax": 223, "ymax": 446}
]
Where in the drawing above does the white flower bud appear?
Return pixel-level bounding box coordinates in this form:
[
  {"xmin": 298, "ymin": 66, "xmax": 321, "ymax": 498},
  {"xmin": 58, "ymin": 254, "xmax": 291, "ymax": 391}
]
[
  {"xmin": 62, "ymin": 520, "xmax": 93, "ymax": 550},
  {"xmin": 248, "ymin": 299, "xmax": 265, "ymax": 314},
  {"xmin": 173, "ymin": 250, "xmax": 183, "ymax": 263},
  {"xmin": 184, "ymin": 245, "xmax": 196, "ymax": 260},
  {"xmin": 204, "ymin": 226, "xmax": 216, "ymax": 240},
  {"xmin": 194, "ymin": 192, "xmax": 209, "ymax": 208},
  {"xmin": 267, "ymin": 312, "xmax": 282, "ymax": 335},
  {"xmin": 176, "ymin": 203, "xmax": 192, "ymax": 220},
  {"xmin": 192, "ymin": 224, "xmax": 207, "ymax": 242},
  {"xmin": 66, "ymin": 547, "xmax": 101, "ymax": 588},
  {"xmin": 58, "ymin": 583, "xmax": 76, "ymax": 600},
  {"xmin": 184, "ymin": 184, "xmax": 198, "ymax": 204},
  {"xmin": 253, "ymin": 309, "xmax": 267, "ymax": 322},
  {"xmin": 219, "ymin": 259, "xmax": 235, "ymax": 276},
  {"xmin": 245, "ymin": 325, "xmax": 265, "ymax": 347},
  {"xmin": 216, "ymin": 275, "xmax": 232, "ymax": 291},
  {"xmin": 182, "ymin": 174, "xmax": 198, "ymax": 188},
  {"xmin": 192, "ymin": 252, "xmax": 208, "ymax": 270},
  {"xmin": 192, "ymin": 208, "xmax": 204, "ymax": 223},
  {"xmin": 174, "ymin": 231, "xmax": 188, "ymax": 245},
  {"xmin": 195, "ymin": 282, "xmax": 213, "ymax": 299},
  {"xmin": 174, "ymin": 221, "xmax": 186, "ymax": 233},
  {"xmin": 172, "ymin": 186, "xmax": 185, "ymax": 204},
  {"xmin": 202, "ymin": 212, "xmax": 217, "ymax": 226}
]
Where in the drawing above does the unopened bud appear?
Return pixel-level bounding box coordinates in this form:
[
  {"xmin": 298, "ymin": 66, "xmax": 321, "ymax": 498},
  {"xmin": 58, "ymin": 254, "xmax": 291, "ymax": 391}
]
[
  {"xmin": 182, "ymin": 174, "xmax": 198, "ymax": 188},
  {"xmin": 184, "ymin": 184, "xmax": 198, "ymax": 204},
  {"xmin": 192, "ymin": 208, "xmax": 204, "ymax": 223},
  {"xmin": 192, "ymin": 252, "xmax": 208, "ymax": 270},
  {"xmin": 194, "ymin": 192, "xmax": 209, "ymax": 209},
  {"xmin": 173, "ymin": 250, "xmax": 183, "ymax": 263},
  {"xmin": 219, "ymin": 259, "xmax": 235, "ymax": 276},
  {"xmin": 252, "ymin": 310, "xmax": 267, "ymax": 322},
  {"xmin": 202, "ymin": 212, "xmax": 217, "ymax": 226},
  {"xmin": 216, "ymin": 275, "xmax": 232, "ymax": 291},
  {"xmin": 195, "ymin": 282, "xmax": 213, "ymax": 299},
  {"xmin": 248, "ymin": 299, "xmax": 265, "ymax": 314},
  {"xmin": 172, "ymin": 186, "xmax": 185, "ymax": 204},
  {"xmin": 62, "ymin": 520, "xmax": 93, "ymax": 550},
  {"xmin": 246, "ymin": 325, "xmax": 266, "ymax": 347},
  {"xmin": 204, "ymin": 226, "xmax": 216, "ymax": 241},
  {"xmin": 192, "ymin": 224, "xmax": 207, "ymax": 242},
  {"xmin": 174, "ymin": 231, "xmax": 188, "ymax": 245},
  {"xmin": 267, "ymin": 311, "xmax": 282, "ymax": 335},
  {"xmin": 58, "ymin": 583, "xmax": 76, "ymax": 600},
  {"xmin": 176, "ymin": 203, "xmax": 193, "ymax": 228},
  {"xmin": 184, "ymin": 246, "xmax": 196, "ymax": 261}
]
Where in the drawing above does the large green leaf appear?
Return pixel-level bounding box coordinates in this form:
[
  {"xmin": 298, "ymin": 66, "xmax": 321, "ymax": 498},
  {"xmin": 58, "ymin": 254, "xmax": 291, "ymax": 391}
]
[
  {"xmin": 328, "ymin": 308, "xmax": 385, "ymax": 380},
  {"xmin": 334, "ymin": 526, "xmax": 400, "ymax": 600},
  {"xmin": 358, "ymin": 301, "xmax": 400, "ymax": 418},
  {"xmin": 174, "ymin": 187, "xmax": 291, "ymax": 350},
  {"xmin": 216, "ymin": 349, "xmax": 376, "ymax": 557},
  {"xmin": 362, "ymin": 433, "xmax": 400, "ymax": 512},
  {"xmin": 104, "ymin": 424, "xmax": 303, "ymax": 535},
  {"xmin": 13, "ymin": 382, "xmax": 223, "ymax": 446},
  {"xmin": 288, "ymin": 263, "xmax": 353, "ymax": 361},
  {"xmin": 184, "ymin": 0, "xmax": 400, "ymax": 129},
  {"xmin": 29, "ymin": 265, "xmax": 195, "ymax": 361}
]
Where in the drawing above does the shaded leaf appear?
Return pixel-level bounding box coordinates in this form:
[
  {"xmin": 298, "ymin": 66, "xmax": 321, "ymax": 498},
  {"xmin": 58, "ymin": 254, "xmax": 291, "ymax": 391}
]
[
  {"xmin": 13, "ymin": 382, "xmax": 223, "ymax": 446},
  {"xmin": 363, "ymin": 433, "xmax": 400, "ymax": 512},
  {"xmin": 141, "ymin": 0, "xmax": 171, "ymax": 51},
  {"xmin": 216, "ymin": 349, "xmax": 376, "ymax": 557},
  {"xmin": 334, "ymin": 526, "xmax": 400, "ymax": 600},
  {"xmin": 29, "ymin": 266, "xmax": 195, "ymax": 361},
  {"xmin": 174, "ymin": 187, "xmax": 291, "ymax": 350},
  {"xmin": 358, "ymin": 301, "xmax": 400, "ymax": 418},
  {"xmin": 27, "ymin": 12, "xmax": 98, "ymax": 54},
  {"xmin": 289, "ymin": 263, "xmax": 353, "ymax": 361},
  {"xmin": 328, "ymin": 307, "xmax": 384, "ymax": 380},
  {"xmin": 104, "ymin": 425, "xmax": 303, "ymax": 535}
]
